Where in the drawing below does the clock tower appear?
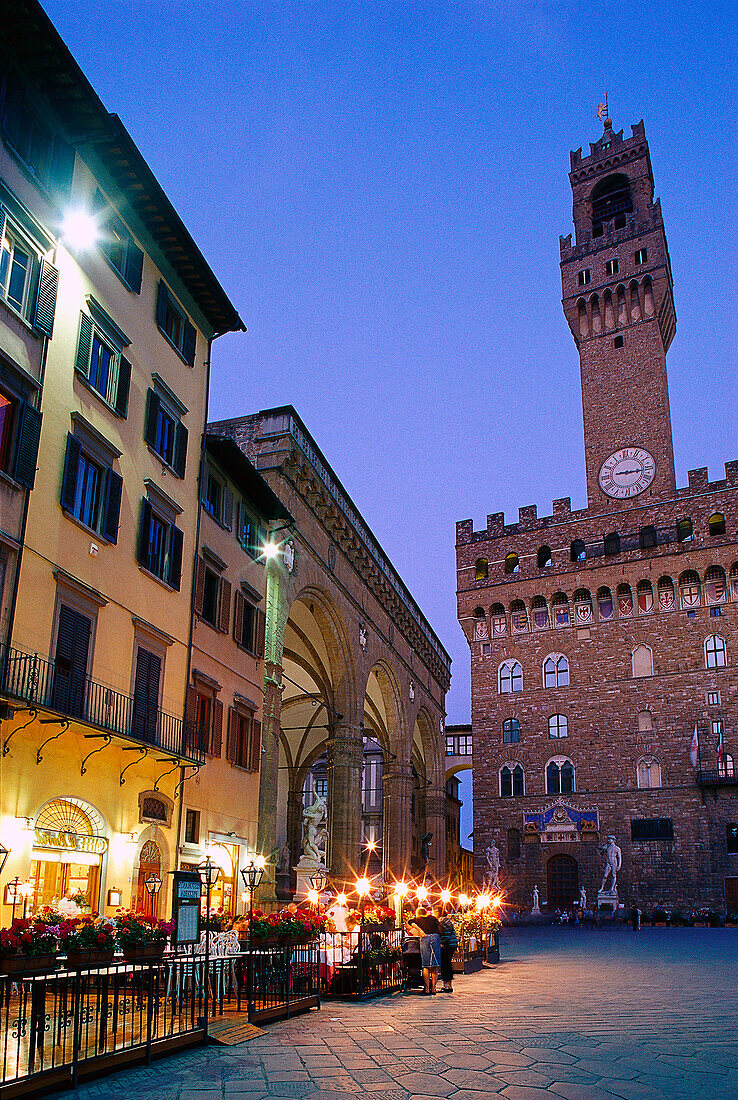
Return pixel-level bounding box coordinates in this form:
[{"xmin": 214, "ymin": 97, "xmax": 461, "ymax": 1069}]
[{"xmin": 560, "ymin": 117, "xmax": 677, "ymax": 509}]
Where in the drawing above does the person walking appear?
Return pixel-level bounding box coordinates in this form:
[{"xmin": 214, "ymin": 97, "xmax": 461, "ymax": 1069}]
[
  {"xmin": 406, "ymin": 905, "xmax": 441, "ymax": 994},
  {"xmin": 433, "ymin": 903, "xmax": 458, "ymax": 992}
]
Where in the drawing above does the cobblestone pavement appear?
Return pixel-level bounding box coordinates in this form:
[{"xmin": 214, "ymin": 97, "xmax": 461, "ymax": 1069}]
[{"xmin": 49, "ymin": 927, "xmax": 738, "ymax": 1099}]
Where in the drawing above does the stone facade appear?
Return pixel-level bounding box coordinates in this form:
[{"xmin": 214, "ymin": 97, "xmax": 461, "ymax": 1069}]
[{"xmin": 457, "ymin": 118, "xmax": 738, "ymax": 915}]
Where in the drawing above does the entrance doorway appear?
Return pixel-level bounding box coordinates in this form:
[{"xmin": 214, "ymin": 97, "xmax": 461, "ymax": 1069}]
[
  {"xmin": 547, "ymin": 853, "xmax": 579, "ymax": 910},
  {"xmin": 136, "ymin": 840, "xmax": 162, "ymax": 918},
  {"xmin": 726, "ymin": 878, "xmax": 738, "ymax": 912}
]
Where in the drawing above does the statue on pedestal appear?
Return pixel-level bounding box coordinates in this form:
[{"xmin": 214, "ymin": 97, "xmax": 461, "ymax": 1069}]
[
  {"xmin": 599, "ymin": 836, "xmax": 622, "ymax": 895},
  {"xmin": 483, "ymin": 840, "xmax": 500, "ymax": 889},
  {"xmin": 579, "ymin": 887, "xmax": 587, "ymax": 910},
  {"xmin": 531, "ymin": 885, "xmax": 541, "ymax": 914},
  {"xmin": 302, "ymin": 794, "xmax": 327, "ymax": 862}
]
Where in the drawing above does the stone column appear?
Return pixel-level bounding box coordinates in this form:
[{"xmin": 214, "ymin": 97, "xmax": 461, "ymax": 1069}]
[
  {"xmin": 424, "ymin": 786, "xmax": 448, "ymax": 882},
  {"xmin": 285, "ymin": 787, "xmax": 304, "ymax": 896},
  {"xmin": 327, "ymin": 722, "xmax": 363, "ymax": 882},
  {"xmin": 382, "ymin": 762, "xmax": 413, "ymax": 881}
]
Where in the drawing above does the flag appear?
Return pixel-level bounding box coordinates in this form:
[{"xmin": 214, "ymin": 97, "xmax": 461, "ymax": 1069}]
[
  {"xmin": 718, "ymin": 725, "xmax": 725, "ymax": 771},
  {"xmin": 689, "ymin": 724, "xmax": 699, "ymax": 768}
]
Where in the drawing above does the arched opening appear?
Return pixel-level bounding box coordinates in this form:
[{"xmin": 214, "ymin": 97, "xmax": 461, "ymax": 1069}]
[
  {"xmin": 136, "ymin": 840, "xmax": 162, "ymax": 918},
  {"xmin": 531, "ymin": 595, "xmax": 549, "ymax": 630},
  {"xmin": 538, "ymin": 545, "xmax": 552, "ymax": 569},
  {"xmin": 657, "ymin": 576, "xmax": 675, "ymax": 611},
  {"xmin": 604, "ymin": 531, "xmax": 621, "ymax": 556},
  {"xmin": 570, "ymin": 539, "xmax": 586, "ymax": 563},
  {"xmin": 677, "ymin": 517, "xmax": 693, "ymax": 543},
  {"xmin": 679, "ymin": 570, "xmax": 701, "ymax": 608},
  {"xmin": 475, "ymin": 558, "xmax": 488, "ymax": 581},
  {"xmin": 597, "ymin": 586, "xmax": 614, "ymax": 620},
  {"xmin": 573, "ymin": 588, "xmax": 593, "ymax": 624},
  {"xmin": 709, "ymin": 513, "xmax": 726, "ymax": 537},
  {"xmin": 643, "ymin": 275, "xmax": 655, "ymax": 316},
  {"xmin": 473, "ymin": 606, "xmax": 488, "ymax": 640},
  {"xmin": 490, "ymin": 603, "xmax": 506, "ymax": 636},
  {"xmin": 30, "ymin": 798, "xmax": 106, "ymax": 916},
  {"xmin": 509, "ymin": 600, "xmax": 528, "ymax": 633},
  {"xmin": 591, "ymin": 174, "xmax": 632, "ymax": 236},
  {"xmin": 640, "ymin": 525, "xmax": 657, "ymax": 549},
  {"xmin": 547, "ymin": 854, "xmax": 579, "ymax": 910},
  {"xmin": 617, "ymin": 583, "xmax": 633, "ymax": 617},
  {"xmin": 637, "ymin": 580, "xmax": 654, "ymax": 613},
  {"xmin": 632, "ymin": 644, "xmax": 654, "ymax": 678},
  {"xmin": 705, "ymin": 566, "xmax": 727, "ymax": 604},
  {"xmin": 552, "ymin": 592, "xmax": 570, "ymax": 626},
  {"xmin": 504, "ymin": 552, "xmax": 520, "ymax": 574}
]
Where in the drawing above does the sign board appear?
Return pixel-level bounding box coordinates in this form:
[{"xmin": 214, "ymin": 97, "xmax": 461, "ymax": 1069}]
[
  {"xmin": 34, "ymin": 829, "xmax": 108, "ymax": 855},
  {"xmin": 172, "ymin": 871, "xmax": 201, "ymax": 946}
]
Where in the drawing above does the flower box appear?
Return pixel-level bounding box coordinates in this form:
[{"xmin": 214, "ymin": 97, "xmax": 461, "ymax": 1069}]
[
  {"xmin": 361, "ymin": 921, "xmax": 394, "ymax": 933},
  {"xmin": 120, "ymin": 943, "xmax": 165, "ymax": 962},
  {"xmin": 1, "ymin": 953, "xmax": 59, "ymax": 976},
  {"xmin": 66, "ymin": 949, "xmax": 115, "ymax": 968}
]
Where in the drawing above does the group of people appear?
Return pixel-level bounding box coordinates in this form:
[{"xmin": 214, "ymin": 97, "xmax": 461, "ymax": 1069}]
[{"xmin": 401, "ymin": 903, "xmax": 458, "ymax": 994}]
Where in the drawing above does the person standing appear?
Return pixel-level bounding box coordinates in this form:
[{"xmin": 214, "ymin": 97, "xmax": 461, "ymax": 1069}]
[
  {"xmin": 433, "ymin": 903, "xmax": 457, "ymax": 993},
  {"xmin": 406, "ymin": 906, "xmax": 441, "ymax": 994}
]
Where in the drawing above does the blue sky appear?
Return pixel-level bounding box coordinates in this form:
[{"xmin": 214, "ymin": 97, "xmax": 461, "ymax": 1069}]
[{"xmin": 44, "ymin": 0, "xmax": 737, "ymax": 836}]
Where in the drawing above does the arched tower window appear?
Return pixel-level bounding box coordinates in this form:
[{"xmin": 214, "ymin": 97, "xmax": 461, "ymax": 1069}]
[
  {"xmin": 573, "ymin": 588, "xmax": 593, "ymax": 624},
  {"xmin": 504, "ymin": 552, "xmax": 520, "ymax": 574},
  {"xmin": 604, "ymin": 531, "xmax": 621, "ymax": 555},
  {"xmin": 632, "ymin": 644, "xmax": 654, "ymax": 678},
  {"xmin": 617, "ymin": 583, "xmax": 633, "ymax": 617},
  {"xmin": 538, "ymin": 545, "xmax": 552, "ymax": 569},
  {"xmin": 472, "ymin": 607, "xmax": 489, "ymax": 640},
  {"xmin": 500, "ymin": 764, "xmax": 524, "ymax": 797},
  {"xmin": 531, "ymin": 596, "xmax": 549, "ymax": 630},
  {"xmin": 490, "ymin": 603, "xmax": 506, "ymax": 636},
  {"xmin": 705, "ymin": 635, "xmax": 727, "ymax": 670},
  {"xmin": 637, "ymin": 757, "xmax": 662, "ymax": 789},
  {"xmin": 475, "ymin": 558, "xmax": 489, "ymax": 580},
  {"xmin": 657, "ymin": 576, "xmax": 675, "ymax": 611},
  {"xmin": 709, "ymin": 513, "xmax": 726, "ymax": 537},
  {"xmin": 677, "ymin": 517, "xmax": 693, "ymax": 543},
  {"xmin": 637, "ymin": 580, "xmax": 654, "ymax": 613},
  {"xmin": 591, "ymin": 173, "xmax": 632, "ymax": 235},
  {"xmin": 510, "ymin": 600, "xmax": 528, "ymax": 633},
  {"xmin": 597, "ymin": 586, "xmax": 614, "ymax": 620},
  {"xmin": 571, "ymin": 539, "xmax": 586, "ymax": 563},
  {"xmin": 679, "ymin": 570, "xmax": 701, "ymax": 608}
]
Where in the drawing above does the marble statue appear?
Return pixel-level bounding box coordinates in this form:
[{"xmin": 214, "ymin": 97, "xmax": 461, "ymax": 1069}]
[
  {"xmin": 531, "ymin": 885, "xmax": 540, "ymax": 913},
  {"xmin": 483, "ymin": 839, "xmax": 500, "ymax": 889},
  {"xmin": 302, "ymin": 794, "xmax": 328, "ymax": 862},
  {"xmin": 579, "ymin": 887, "xmax": 586, "ymax": 910},
  {"xmin": 599, "ymin": 836, "xmax": 622, "ymax": 894}
]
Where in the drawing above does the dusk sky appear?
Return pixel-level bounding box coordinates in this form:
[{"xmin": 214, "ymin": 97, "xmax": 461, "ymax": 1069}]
[{"xmin": 44, "ymin": 1, "xmax": 736, "ymax": 832}]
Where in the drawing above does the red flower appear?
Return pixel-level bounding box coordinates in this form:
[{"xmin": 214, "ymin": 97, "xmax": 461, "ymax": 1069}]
[{"xmin": 97, "ymin": 933, "xmax": 108, "ymax": 944}]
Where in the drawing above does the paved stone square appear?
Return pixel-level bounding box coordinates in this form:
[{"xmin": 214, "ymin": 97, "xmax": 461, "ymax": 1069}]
[{"xmin": 49, "ymin": 928, "xmax": 738, "ymax": 1099}]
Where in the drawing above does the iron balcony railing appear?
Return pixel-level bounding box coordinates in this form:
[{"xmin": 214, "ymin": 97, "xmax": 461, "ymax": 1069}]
[
  {"xmin": 697, "ymin": 770, "xmax": 738, "ymax": 788},
  {"xmin": 0, "ymin": 646, "xmax": 204, "ymax": 764}
]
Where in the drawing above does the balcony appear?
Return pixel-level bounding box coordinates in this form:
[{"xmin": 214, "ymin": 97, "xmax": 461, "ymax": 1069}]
[
  {"xmin": 696, "ymin": 770, "xmax": 738, "ymax": 789},
  {"xmin": 0, "ymin": 646, "xmax": 203, "ymax": 763}
]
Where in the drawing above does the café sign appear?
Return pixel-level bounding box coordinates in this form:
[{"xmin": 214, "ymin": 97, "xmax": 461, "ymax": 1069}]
[{"xmin": 34, "ymin": 828, "xmax": 108, "ymax": 855}]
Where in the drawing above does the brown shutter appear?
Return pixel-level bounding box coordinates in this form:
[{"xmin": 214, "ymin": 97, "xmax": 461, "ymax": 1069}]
[
  {"xmin": 194, "ymin": 557, "xmax": 206, "ymax": 615},
  {"xmin": 233, "ymin": 589, "xmax": 244, "ymax": 645},
  {"xmin": 185, "ymin": 686, "xmax": 197, "ymax": 754},
  {"xmin": 255, "ymin": 607, "xmax": 266, "ymax": 658},
  {"xmin": 211, "ymin": 698, "xmax": 223, "ymax": 757},
  {"xmin": 226, "ymin": 707, "xmax": 237, "ymax": 764},
  {"xmin": 219, "ymin": 578, "xmax": 232, "ymax": 634},
  {"xmin": 249, "ymin": 718, "xmax": 262, "ymax": 773}
]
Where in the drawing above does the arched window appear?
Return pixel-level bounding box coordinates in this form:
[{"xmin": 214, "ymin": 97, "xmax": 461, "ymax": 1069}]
[
  {"xmin": 731, "ymin": 564, "xmax": 738, "ymax": 602},
  {"xmin": 538, "ymin": 545, "xmax": 552, "ymax": 569},
  {"xmin": 510, "ymin": 600, "xmax": 528, "ymax": 633},
  {"xmin": 639, "ymin": 525, "xmax": 657, "ymax": 549},
  {"xmin": 570, "ymin": 539, "xmax": 586, "ymax": 563},
  {"xmin": 531, "ymin": 596, "xmax": 549, "ymax": 630},
  {"xmin": 548, "ymin": 714, "xmax": 568, "ymax": 739},
  {"xmin": 507, "ymin": 827, "xmax": 521, "ymax": 860},
  {"xmin": 472, "ymin": 607, "xmax": 489, "ymax": 640},
  {"xmin": 505, "ymin": 552, "xmax": 520, "ymax": 574},
  {"xmin": 500, "ymin": 764, "xmax": 524, "ymax": 797},
  {"xmin": 573, "ymin": 588, "xmax": 593, "ymax": 624},
  {"xmin": 597, "ymin": 586, "xmax": 614, "ymax": 620},
  {"xmin": 604, "ymin": 531, "xmax": 621, "ymax": 556},
  {"xmin": 632, "ymin": 644, "xmax": 653, "ymax": 678},
  {"xmin": 679, "ymin": 570, "xmax": 701, "ymax": 608},
  {"xmin": 546, "ymin": 757, "xmax": 575, "ymax": 795},
  {"xmin": 490, "ymin": 603, "xmax": 507, "ymax": 636},
  {"xmin": 719, "ymin": 753, "xmax": 735, "ymax": 779},
  {"xmin": 709, "ymin": 513, "xmax": 726, "ymax": 537},
  {"xmin": 543, "ymin": 654, "xmax": 569, "ymax": 688},
  {"xmin": 591, "ymin": 173, "xmax": 632, "ymax": 235},
  {"xmin": 637, "ymin": 757, "xmax": 662, "ymax": 789},
  {"xmin": 657, "ymin": 576, "xmax": 675, "ymax": 611},
  {"xmin": 577, "ymin": 298, "xmax": 589, "ymax": 337},
  {"xmin": 705, "ymin": 635, "xmax": 727, "ymax": 669},
  {"xmin": 617, "ymin": 583, "xmax": 633, "ymax": 617},
  {"xmin": 638, "ymin": 710, "xmax": 654, "ymax": 731},
  {"xmin": 552, "ymin": 592, "xmax": 570, "ymax": 627},
  {"xmin": 637, "ymin": 580, "xmax": 654, "ymax": 613},
  {"xmin": 502, "ymin": 718, "xmax": 520, "ymax": 744},
  {"xmin": 705, "ymin": 566, "xmax": 727, "ymax": 604},
  {"xmin": 642, "ymin": 276, "xmax": 655, "ymax": 317},
  {"xmin": 677, "ymin": 517, "xmax": 693, "ymax": 543},
  {"xmin": 499, "ymin": 660, "xmax": 523, "ymax": 693},
  {"xmin": 475, "ymin": 558, "xmax": 489, "ymax": 580}
]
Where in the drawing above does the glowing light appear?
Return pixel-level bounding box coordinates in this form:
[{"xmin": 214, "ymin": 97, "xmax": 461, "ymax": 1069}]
[
  {"xmin": 475, "ymin": 893, "xmax": 490, "ymax": 911},
  {"xmin": 355, "ymin": 877, "xmax": 371, "ymax": 897},
  {"xmin": 416, "ymin": 885, "xmax": 429, "ymax": 902},
  {"xmin": 491, "ymin": 895, "xmax": 501, "ymax": 909},
  {"xmin": 336, "ymin": 892, "xmax": 347, "ymax": 906},
  {"xmin": 440, "ymin": 889, "xmax": 452, "ymax": 905},
  {"xmin": 459, "ymin": 892, "xmax": 469, "ymax": 907},
  {"xmin": 61, "ymin": 209, "xmax": 99, "ymax": 251},
  {"xmin": 393, "ymin": 882, "xmax": 409, "ymax": 898},
  {"xmin": 255, "ymin": 854, "xmax": 266, "ymax": 870},
  {"xmin": 307, "ymin": 889, "xmax": 319, "ymax": 905},
  {"xmin": 262, "ymin": 541, "xmax": 280, "ymax": 560},
  {"xmin": 365, "ymin": 839, "xmax": 377, "ymax": 852}
]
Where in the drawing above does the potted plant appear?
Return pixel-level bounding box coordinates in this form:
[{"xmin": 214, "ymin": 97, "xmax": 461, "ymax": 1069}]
[
  {"xmin": 361, "ymin": 904, "xmax": 395, "ymax": 931},
  {"xmin": 249, "ymin": 911, "xmax": 281, "ymax": 946},
  {"xmin": 0, "ymin": 917, "xmax": 59, "ymax": 975},
  {"xmin": 114, "ymin": 911, "xmax": 172, "ymax": 960},
  {"xmin": 59, "ymin": 916, "xmax": 115, "ymax": 967}
]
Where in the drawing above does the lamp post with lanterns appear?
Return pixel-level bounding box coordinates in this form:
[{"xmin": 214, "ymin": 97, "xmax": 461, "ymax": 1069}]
[
  {"xmin": 197, "ymin": 856, "xmax": 220, "ymax": 1037},
  {"xmin": 240, "ymin": 855, "xmax": 266, "ymax": 1021}
]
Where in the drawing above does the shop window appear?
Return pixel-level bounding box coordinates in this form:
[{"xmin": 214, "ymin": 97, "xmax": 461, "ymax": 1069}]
[
  {"xmin": 676, "ymin": 517, "xmax": 693, "ymax": 542},
  {"xmin": 227, "ymin": 706, "xmax": 262, "ymax": 771},
  {"xmin": 499, "ymin": 660, "xmax": 522, "ymax": 694},
  {"xmin": 137, "ymin": 498, "xmax": 184, "ymax": 590},
  {"xmin": 30, "ymin": 799, "xmax": 103, "ymax": 916},
  {"xmin": 504, "ymin": 552, "xmax": 520, "ymax": 574},
  {"xmin": 570, "ymin": 539, "xmax": 586, "ymax": 562},
  {"xmin": 631, "ymin": 818, "xmax": 673, "ymax": 842},
  {"xmin": 475, "ymin": 557, "xmax": 488, "ymax": 580},
  {"xmin": 507, "ymin": 828, "xmax": 521, "ymax": 860},
  {"xmin": 500, "ymin": 764, "xmax": 524, "ymax": 797},
  {"xmin": 502, "ymin": 718, "xmax": 520, "ymax": 744},
  {"xmin": 705, "ymin": 635, "xmax": 727, "ymax": 669},
  {"xmin": 637, "ymin": 758, "xmax": 662, "ymax": 789},
  {"xmin": 184, "ymin": 808, "xmax": 200, "ymax": 845},
  {"xmin": 74, "ymin": 309, "xmax": 131, "ymax": 417},
  {"xmin": 709, "ymin": 513, "xmax": 726, "ymax": 537},
  {"xmin": 144, "ymin": 384, "xmax": 187, "ymax": 477},
  {"xmin": 156, "ymin": 280, "xmax": 197, "ymax": 365},
  {"xmin": 548, "ymin": 714, "xmax": 568, "ymax": 739}
]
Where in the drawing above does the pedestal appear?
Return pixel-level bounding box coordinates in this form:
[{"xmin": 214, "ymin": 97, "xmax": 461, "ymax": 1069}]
[
  {"xmin": 531, "ymin": 902, "xmax": 541, "ymax": 915},
  {"xmin": 294, "ymin": 856, "xmax": 327, "ymax": 902},
  {"xmin": 597, "ymin": 888, "xmax": 619, "ymax": 912}
]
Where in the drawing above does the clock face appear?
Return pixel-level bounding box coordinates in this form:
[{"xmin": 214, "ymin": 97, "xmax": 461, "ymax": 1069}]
[{"xmin": 598, "ymin": 447, "xmax": 656, "ymax": 499}]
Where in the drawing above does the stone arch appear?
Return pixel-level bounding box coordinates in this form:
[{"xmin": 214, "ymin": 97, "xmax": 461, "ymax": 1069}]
[{"xmin": 132, "ymin": 824, "xmax": 171, "ymax": 914}]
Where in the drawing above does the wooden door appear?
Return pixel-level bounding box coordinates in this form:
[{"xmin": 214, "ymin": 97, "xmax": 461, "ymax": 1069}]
[{"xmin": 547, "ymin": 854, "xmax": 579, "ymax": 910}]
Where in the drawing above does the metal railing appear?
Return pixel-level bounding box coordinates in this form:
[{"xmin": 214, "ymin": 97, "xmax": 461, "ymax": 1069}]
[
  {"xmin": 247, "ymin": 942, "xmax": 321, "ymax": 1023},
  {"xmin": 0, "ymin": 646, "xmax": 203, "ymax": 763},
  {"xmin": 697, "ymin": 770, "xmax": 738, "ymax": 787},
  {"xmin": 321, "ymin": 927, "xmax": 403, "ymax": 1000}
]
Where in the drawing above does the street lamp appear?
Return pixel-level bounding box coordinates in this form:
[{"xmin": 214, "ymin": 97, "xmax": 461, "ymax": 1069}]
[
  {"xmin": 197, "ymin": 856, "xmax": 220, "ymax": 1038},
  {"xmin": 440, "ymin": 888, "xmax": 452, "ymax": 908},
  {"xmin": 416, "ymin": 884, "xmax": 429, "ymax": 904},
  {"xmin": 458, "ymin": 893, "xmax": 469, "ymax": 908},
  {"xmin": 309, "ymin": 867, "xmax": 328, "ymax": 893},
  {"xmin": 144, "ymin": 872, "xmax": 162, "ymax": 897},
  {"xmin": 240, "ymin": 856, "xmax": 266, "ymax": 1021},
  {"xmin": 393, "ymin": 881, "xmax": 409, "ymax": 927}
]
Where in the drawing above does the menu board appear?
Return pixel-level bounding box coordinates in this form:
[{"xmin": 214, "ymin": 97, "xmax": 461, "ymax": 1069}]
[{"xmin": 172, "ymin": 871, "xmax": 202, "ymax": 946}]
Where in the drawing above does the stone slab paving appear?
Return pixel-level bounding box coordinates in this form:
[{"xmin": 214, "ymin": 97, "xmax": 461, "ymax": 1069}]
[{"xmin": 47, "ymin": 928, "xmax": 738, "ymax": 1099}]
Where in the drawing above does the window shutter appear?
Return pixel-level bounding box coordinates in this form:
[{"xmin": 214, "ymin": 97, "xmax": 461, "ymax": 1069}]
[
  {"xmin": 60, "ymin": 433, "xmax": 81, "ymax": 512},
  {"xmin": 182, "ymin": 321, "xmax": 196, "ymax": 366},
  {"xmin": 222, "ymin": 487, "xmax": 233, "ymax": 530},
  {"xmin": 255, "ymin": 607, "xmax": 266, "ymax": 658},
  {"xmin": 200, "ymin": 466, "xmax": 209, "ymax": 505},
  {"xmin": 75, "ymin": 314, "xmax": 94, "ymax": 378},
  {"xmin": 233, "ymin": 589, "xmax": 244, "ymax": 645},
  {"xmin": 173, "ymin": 420, "xmax": 188, "ymax": 478},
  {"xmin": 211, "ymin": 698, "xmax": 223, "ymax": 757},
  {"xmin": 185, "ymin": 686, "xmax": 198, "ymax": 755},
  {"xmin": 33, "ymin": 259, "xmax": 59, "ymax": 338},
  {"xmin": 226, "ymin": 707, "xmax": 237, "ymax": 764},
  {"xmin": 194, "ymin": 557, "xmax": 206, "ymax": 615},
  {"xmin": 102, "ymin": 468, "xmax": 123, "ymax": 544},
  {"xmin": 250, "ymin": 719, "xmax": 262, "ymax": 772},
  {"xmin": 114, "ymin": 356, "xmax": 131, "ymax": 418},
  {"xmin": 125, "ymin": 243, "xmax": 144, "ymax": 294},
  {"xmin": 137, "ymin": 498, "xmax": 153, "ymax": 567},
  {"xmin": 144, "ymin": 389, "xmax": 160, "ymax": 448},
  {"xmin": 156, "ymin": 281, "xmax": 169, "ymax": 329},
  {"xmin": 168, "ymin": 524, "xmax": 183, "ymax": 590},
  {"xmin": 11, "ymin": 401, "xmax": 42, "ymax": 489},
  {"xmin": 219, "ymin": 578, "xmax": 232, "ymax": 634}
]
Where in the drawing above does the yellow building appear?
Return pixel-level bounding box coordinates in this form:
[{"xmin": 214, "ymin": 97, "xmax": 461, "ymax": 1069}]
[
  {"xmin": 179, "ymin": 434, "xmax": 292, "ymax": 919},
  {"xmin": 0, "ymin": 3, "xmax": 243, "ymax": 922}
]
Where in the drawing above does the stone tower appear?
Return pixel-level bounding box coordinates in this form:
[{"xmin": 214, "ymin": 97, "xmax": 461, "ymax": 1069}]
[{"xmin": 560, "ymin": 118, "xmax": 677, "ymax": 509}]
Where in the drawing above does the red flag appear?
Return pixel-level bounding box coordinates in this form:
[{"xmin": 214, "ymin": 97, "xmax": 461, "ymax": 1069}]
[
  {"xmin": 690, "ymin": 725, "xmax": 699, "ymax": 768},
  {"xmin": 718, "ymin": 726, "xmax": 725, "ymax": 771}
]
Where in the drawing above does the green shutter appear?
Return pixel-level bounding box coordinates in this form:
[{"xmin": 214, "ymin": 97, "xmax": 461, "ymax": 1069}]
[
  {"xmin": 11, "ymin": 402, "xmax": 42, "ymax": 488},
  {"xmin": 182, "ymin": 321, "xmax": 196, "ymax": 366},
  {"xmin": 115, "ymin": 355, "xmax": 131, "ymax": 418},
  {"xmin": 155, "ymin": 281, "xmax": 168, "ymax": 330},
  {"xmin": 168, "ymin": 525, "xmax": 183, "ymax": 590},
  {"xmin": 173, "ymin": 420, "xmax": 187, "ymax": 478},
  {"xmin": 75, "ymin": 314, "xmax": 93, "ymax": 378},
  {"xmin": 125, "ymin": 243, "xmax": 143, "ymax": 294},
  {"xmin": 137, "ymin": 498, "xmax": 153, "ymax": 567},
  {"xmin": 60, "ymin": 433, "xmax": 81, "ymax": 512},
  {"xmin": 102, "ymin": 468, "xmax": 123, "ymax": 544},
  {"xmin": 33, "ymin": 259, "xmax": 59, "ymax": 339},
  {"xmin": 144, "ymin": 389, "xmax": 160, "ymax": 448},
  {"xmin": 0, "ymin": 207, "xmax": 6, "ymax": 248}
]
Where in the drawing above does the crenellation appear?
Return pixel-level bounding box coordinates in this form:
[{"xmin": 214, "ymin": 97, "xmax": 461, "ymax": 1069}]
[
  {"xmin": 687, "ymin": 467, "xmax": 709, "ymax": 492},
  {"xmin": 518, "ymin": 505, "xmax": 538, "ymax": 527}
]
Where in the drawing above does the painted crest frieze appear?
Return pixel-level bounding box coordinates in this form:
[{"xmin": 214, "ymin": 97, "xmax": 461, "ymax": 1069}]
[{"xmin": 523, "ymin": 798, "xmax": 599, "ymax": 843}]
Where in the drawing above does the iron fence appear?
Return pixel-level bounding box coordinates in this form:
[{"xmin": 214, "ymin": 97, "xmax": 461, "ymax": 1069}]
[
  {"xmin": 246, "ymin": 942, "xmax": 320, "ymax": 1023},
  {"xmin": 321, "ymin": 926, "xmax": 403, "ymax": 999}
]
